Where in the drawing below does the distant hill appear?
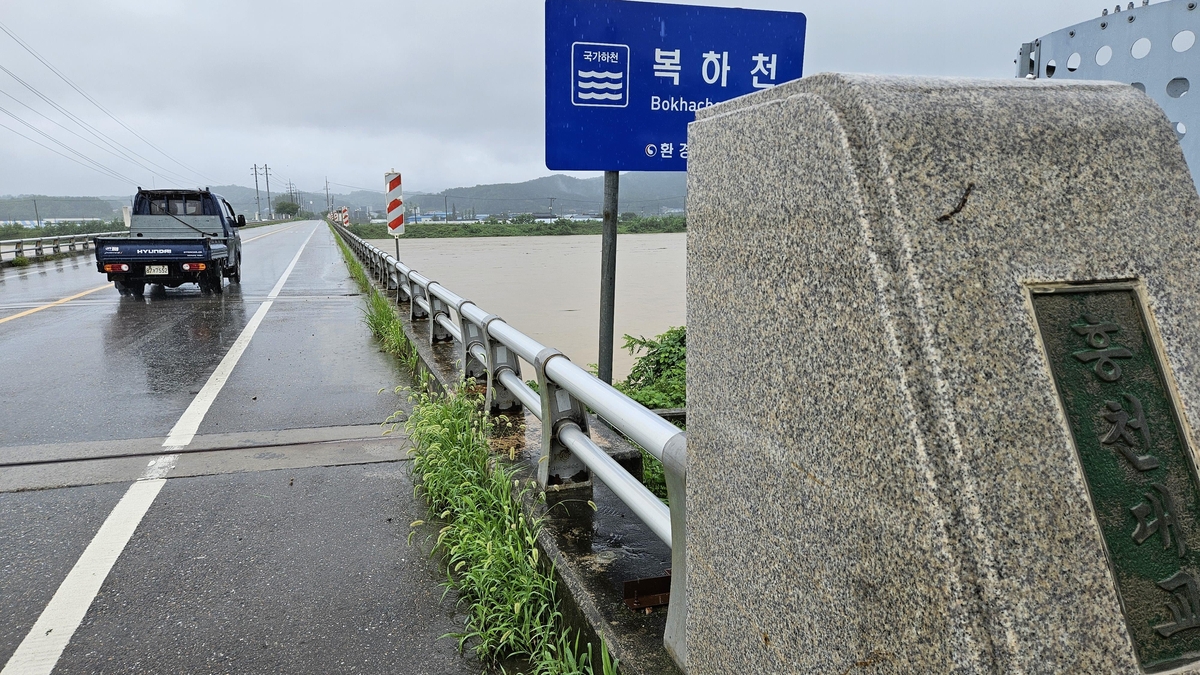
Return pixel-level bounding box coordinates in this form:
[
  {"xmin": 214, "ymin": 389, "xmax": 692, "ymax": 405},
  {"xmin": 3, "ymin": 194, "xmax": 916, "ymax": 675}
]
[
  {"xmin": 406, "ymin": 172, "xmax": 686, "ymax": 217},
  {"xmin": 0, "ymin": 196, "xmax": 118, "ymax": 223},
  {"xmin": 303, "ymin": 172, "xmax": 685, "ymax": 218},
  {"xmin": 1, "ymin": 172, "xmax": 688, "ymax": 224},
  {"xmin": 316, "ymin": 172, "xmax": 687, "ymax": 219}
]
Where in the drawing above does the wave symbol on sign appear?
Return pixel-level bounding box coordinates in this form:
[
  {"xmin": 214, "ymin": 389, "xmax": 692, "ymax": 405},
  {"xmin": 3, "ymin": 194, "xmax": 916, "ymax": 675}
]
[{"xmin": 577, "ymin": 70, "xmax": 624, "ymax": 101}]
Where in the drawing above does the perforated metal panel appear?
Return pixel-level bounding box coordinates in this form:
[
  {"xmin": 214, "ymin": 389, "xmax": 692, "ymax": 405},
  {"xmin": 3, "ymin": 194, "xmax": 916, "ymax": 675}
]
[{"xmin": 1020, "ymin": 0, "xmax": 1200, "ymax": 193}]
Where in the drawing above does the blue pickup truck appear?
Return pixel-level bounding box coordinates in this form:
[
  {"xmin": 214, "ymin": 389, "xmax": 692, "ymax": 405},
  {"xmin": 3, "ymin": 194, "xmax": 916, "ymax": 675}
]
[{"xmin": 95, "ymin": 189, "xmax": 244, "ymax": 296}]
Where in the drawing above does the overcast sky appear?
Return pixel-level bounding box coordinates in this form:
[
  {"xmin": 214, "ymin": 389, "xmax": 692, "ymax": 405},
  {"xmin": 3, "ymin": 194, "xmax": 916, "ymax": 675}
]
[{"xmin": 0, "ymin": 0, "xmax": 1113, "ymax": 197}]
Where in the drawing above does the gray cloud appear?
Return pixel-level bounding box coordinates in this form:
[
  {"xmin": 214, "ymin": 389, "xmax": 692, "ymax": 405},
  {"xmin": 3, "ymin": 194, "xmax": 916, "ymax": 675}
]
[{"xmin": 0, "ymin": 0, "xmax": 1113, "ymax": 196}]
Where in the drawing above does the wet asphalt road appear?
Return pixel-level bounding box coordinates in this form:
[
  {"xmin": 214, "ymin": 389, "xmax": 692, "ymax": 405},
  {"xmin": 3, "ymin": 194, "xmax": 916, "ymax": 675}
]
[{"xmin": 0, "ymin": 222, "xmax": 477, "ymax": 673}]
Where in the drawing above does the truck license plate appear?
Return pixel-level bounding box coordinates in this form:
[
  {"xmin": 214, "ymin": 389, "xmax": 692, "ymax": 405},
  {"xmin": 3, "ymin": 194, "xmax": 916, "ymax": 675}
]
[{"xmin": 145, "ymin": 265, "xmax": 168, "ymax": 275}]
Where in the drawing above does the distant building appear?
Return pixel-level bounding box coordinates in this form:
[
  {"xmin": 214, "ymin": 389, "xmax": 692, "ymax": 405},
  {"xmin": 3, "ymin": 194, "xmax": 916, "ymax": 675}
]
[{"xmin": 0, "ymin": 217, "xmax": 105, "ymax": 227}]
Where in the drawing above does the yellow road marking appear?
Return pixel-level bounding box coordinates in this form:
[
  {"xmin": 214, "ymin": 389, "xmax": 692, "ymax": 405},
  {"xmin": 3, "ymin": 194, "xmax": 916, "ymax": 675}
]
[
  {"xmin": 0, "ymin": 223, "xmax": 308, "ymax": 326},
  {"xmin": 0, "ymin": 284, "xmax": 111, "ymax": 325}
]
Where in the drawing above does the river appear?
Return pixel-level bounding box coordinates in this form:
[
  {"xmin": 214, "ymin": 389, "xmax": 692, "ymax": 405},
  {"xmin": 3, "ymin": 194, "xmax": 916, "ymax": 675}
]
[{"xmin": 366, "ymin": 233, "xmax": 685, "ymax": 380}]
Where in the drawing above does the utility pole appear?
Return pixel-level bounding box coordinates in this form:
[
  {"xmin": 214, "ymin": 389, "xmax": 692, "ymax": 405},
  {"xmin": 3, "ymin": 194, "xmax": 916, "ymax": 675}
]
[
  {"xmin": 444, "ymin": 195, "xmax": 449, "ymax": 222},
  {"xmin": 264, "ymin": 165, "xmax": 274, "ymax": 219},
  {"xmin": 251, "ymin": 165, "xmax": 262, "ymax": 221},
  {"xmin": 32, "ymin": 199, "xmax": 41, "ymax": 228},
  {"xmin": 325, "ymin": 177, "xmax": 330, "ymax": 212},
  {"xmin": 548, "ymin": 197, "xmax": 556, "ymax": 215}
]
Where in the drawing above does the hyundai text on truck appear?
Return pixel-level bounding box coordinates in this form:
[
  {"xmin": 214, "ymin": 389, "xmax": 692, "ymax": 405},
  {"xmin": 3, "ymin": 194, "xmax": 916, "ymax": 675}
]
[{"xmin": 94, "ymin": 188, "xmax": 244, "ymax": 297}]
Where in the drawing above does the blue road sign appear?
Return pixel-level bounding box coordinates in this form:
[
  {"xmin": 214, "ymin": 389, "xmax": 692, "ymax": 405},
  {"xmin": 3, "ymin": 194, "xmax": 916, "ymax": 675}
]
[{"xmin": 545, "ymin": 0, "xmax": 806, "ymax": 172}]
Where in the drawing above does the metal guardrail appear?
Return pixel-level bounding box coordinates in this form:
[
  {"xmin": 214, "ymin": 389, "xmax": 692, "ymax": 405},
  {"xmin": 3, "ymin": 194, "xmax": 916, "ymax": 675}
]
[
  {"xmin": 330, "ymin": 220, "xmax": 688, "ymax": 669},
  {"xmin": 0, "ymin": 232, "xmax": 124, "ymax": 263}
]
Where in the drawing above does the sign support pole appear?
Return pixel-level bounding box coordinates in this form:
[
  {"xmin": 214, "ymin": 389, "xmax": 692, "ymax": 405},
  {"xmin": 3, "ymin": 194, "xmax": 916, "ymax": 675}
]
[{"xmin": 598, "ymin": 170, "xmax": 619, "ymax": 385}]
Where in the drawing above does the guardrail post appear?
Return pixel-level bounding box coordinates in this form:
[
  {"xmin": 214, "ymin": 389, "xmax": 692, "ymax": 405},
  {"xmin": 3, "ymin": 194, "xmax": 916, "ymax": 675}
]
[
  {"xmin": 428, "ymin": 289, "xmax": 453, "ymax": 344},
  {"xmin": 386, "ymin": 263, "xmax": 399, "ymax": 292},
  {"xmin": 534, "ymin": 348, "xmax": 592, "ymax": 494},
  {"xmin": 14, "ymin": 241, "xmax": 23, "ymax": 259},
  {"xmin": 52, "ymin": 237, "xmax": 61, "ymax": 254},
  {"xmin": 482, "ymin": 315, "xmax": 523, "ymax": 414},
  {"xmin": 34, "ymin": 239, "xmax": 43, "ymax": 257},
  {"xmin": 662, "ymin": 433, "xmax": 688, "ymax": 669},
  {"xmin": 410, "ymin": 284, "xmax": 430, "ymax": 321},
  {"xmin": 395, "ymin": 268, "xmax": 409, "ymax": 305},
  {"xmin": 457, "ymin": 301, "xmax": 487, "ymax": 384}
]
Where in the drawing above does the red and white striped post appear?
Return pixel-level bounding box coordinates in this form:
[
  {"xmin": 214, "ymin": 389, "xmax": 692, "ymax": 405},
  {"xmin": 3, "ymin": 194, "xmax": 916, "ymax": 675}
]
[
  {"xmin": 341, "ymin": 206, "xmax": 349, "ymax": 227},
  {"xmin": 385, "ymin": 171, "xmax": 404, "ymax": 259}
]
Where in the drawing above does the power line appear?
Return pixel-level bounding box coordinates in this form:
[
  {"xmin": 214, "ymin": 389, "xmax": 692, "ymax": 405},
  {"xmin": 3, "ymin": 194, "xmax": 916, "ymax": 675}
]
[
  {"xmin": 0, "ymin": 87, "xmax": 141, "ymax": 169},
  {"xmin": 329, "ymin": 181, "xmax": 379, "ymax": 192},
  {"xmin": 0, "ymin": 120, "xmax": 134, "ymax": 185},
  {"xmin": 0, "ymin": 63, "xmax": 195, "ymax": 186},
  {"xmin": 0, "ymin": 20, "xmax": 214, "ymax": 184},
  {"xmin": 0, "ymin": 104, "xmax": 133, "ymax": 183}
]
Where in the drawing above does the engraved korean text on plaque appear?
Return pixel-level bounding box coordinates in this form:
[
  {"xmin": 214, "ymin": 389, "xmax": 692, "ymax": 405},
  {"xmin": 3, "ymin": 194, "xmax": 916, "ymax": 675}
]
[{"xmin": 1032, "ymin": 283, "xmax": 1200, "ymax": 671}]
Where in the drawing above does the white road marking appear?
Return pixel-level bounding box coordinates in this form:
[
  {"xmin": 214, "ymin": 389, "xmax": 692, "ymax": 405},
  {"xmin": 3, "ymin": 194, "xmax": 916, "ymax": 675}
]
[
  {"xmin": 162, "ymin": 225, "xmax": 316, "ymax": 448},
  {"xmin": 0, "ymin": 477, "xmax": 166, "ymax": 675},
  {"xmin": 141, "ymin": 454, "xmax": 179, "ymax": 480},
  {"xmin": 1, "ymin": 223, "xmax": 320, "ymax": 675}
]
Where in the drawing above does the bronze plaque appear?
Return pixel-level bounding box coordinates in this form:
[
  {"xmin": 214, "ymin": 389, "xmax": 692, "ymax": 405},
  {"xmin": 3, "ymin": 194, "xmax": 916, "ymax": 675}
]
[{"xmin": 1031, "ymin": 282, "xmax": 1200, "ymax": 671}]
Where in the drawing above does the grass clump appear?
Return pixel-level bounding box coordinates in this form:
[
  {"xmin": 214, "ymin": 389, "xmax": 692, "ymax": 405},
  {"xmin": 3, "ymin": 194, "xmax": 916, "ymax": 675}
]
[
  {"xmin": 331, "ymin": 225, "xmax": 422, "ymax": 375},
  {"xmin": 10, "ymin": 256, "xmax": 30, "ymax": 267},
  {"xmin": 613, "ymin": 327, "xmax": 686, "ymax": 503},
  {"xmin": 407, "ymin": 388, "xmax": 617, "ymax": 674}
]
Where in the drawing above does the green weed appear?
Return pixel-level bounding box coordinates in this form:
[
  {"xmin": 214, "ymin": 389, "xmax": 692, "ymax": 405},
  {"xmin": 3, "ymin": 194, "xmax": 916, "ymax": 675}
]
[
  {"xmin": 612, "ymin": 326, "xmax": 686, "ymax": 501},
  {"xmin": 614, "ymin": 327, "xmax": 685, "ymax": 410},
  {"xmin": 10, "ymin": 256, "xmax": 29, "ymax": 267},
  {"xmin": 406, "ymin": 388, "xmax": 617, "ymax": 674}
]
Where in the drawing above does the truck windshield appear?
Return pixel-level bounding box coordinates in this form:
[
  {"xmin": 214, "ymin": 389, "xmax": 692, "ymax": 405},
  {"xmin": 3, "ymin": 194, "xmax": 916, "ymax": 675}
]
[{"xmin": 135, "ymin": 193, "xmax": 215, "ymax": 216}]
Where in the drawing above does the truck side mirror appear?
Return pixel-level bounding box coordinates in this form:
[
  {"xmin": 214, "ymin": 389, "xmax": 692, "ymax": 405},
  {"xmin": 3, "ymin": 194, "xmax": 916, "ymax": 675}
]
[{"xmin": 236, "ymin": 215, "xmax": 246, "ymax": 227}]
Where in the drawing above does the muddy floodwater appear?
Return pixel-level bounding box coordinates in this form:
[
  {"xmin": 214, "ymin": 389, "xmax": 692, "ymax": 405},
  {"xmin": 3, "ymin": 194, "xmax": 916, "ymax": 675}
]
[{"xmin": 366, "ymin": 233, "xmax": 685, "ymax": 380}]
